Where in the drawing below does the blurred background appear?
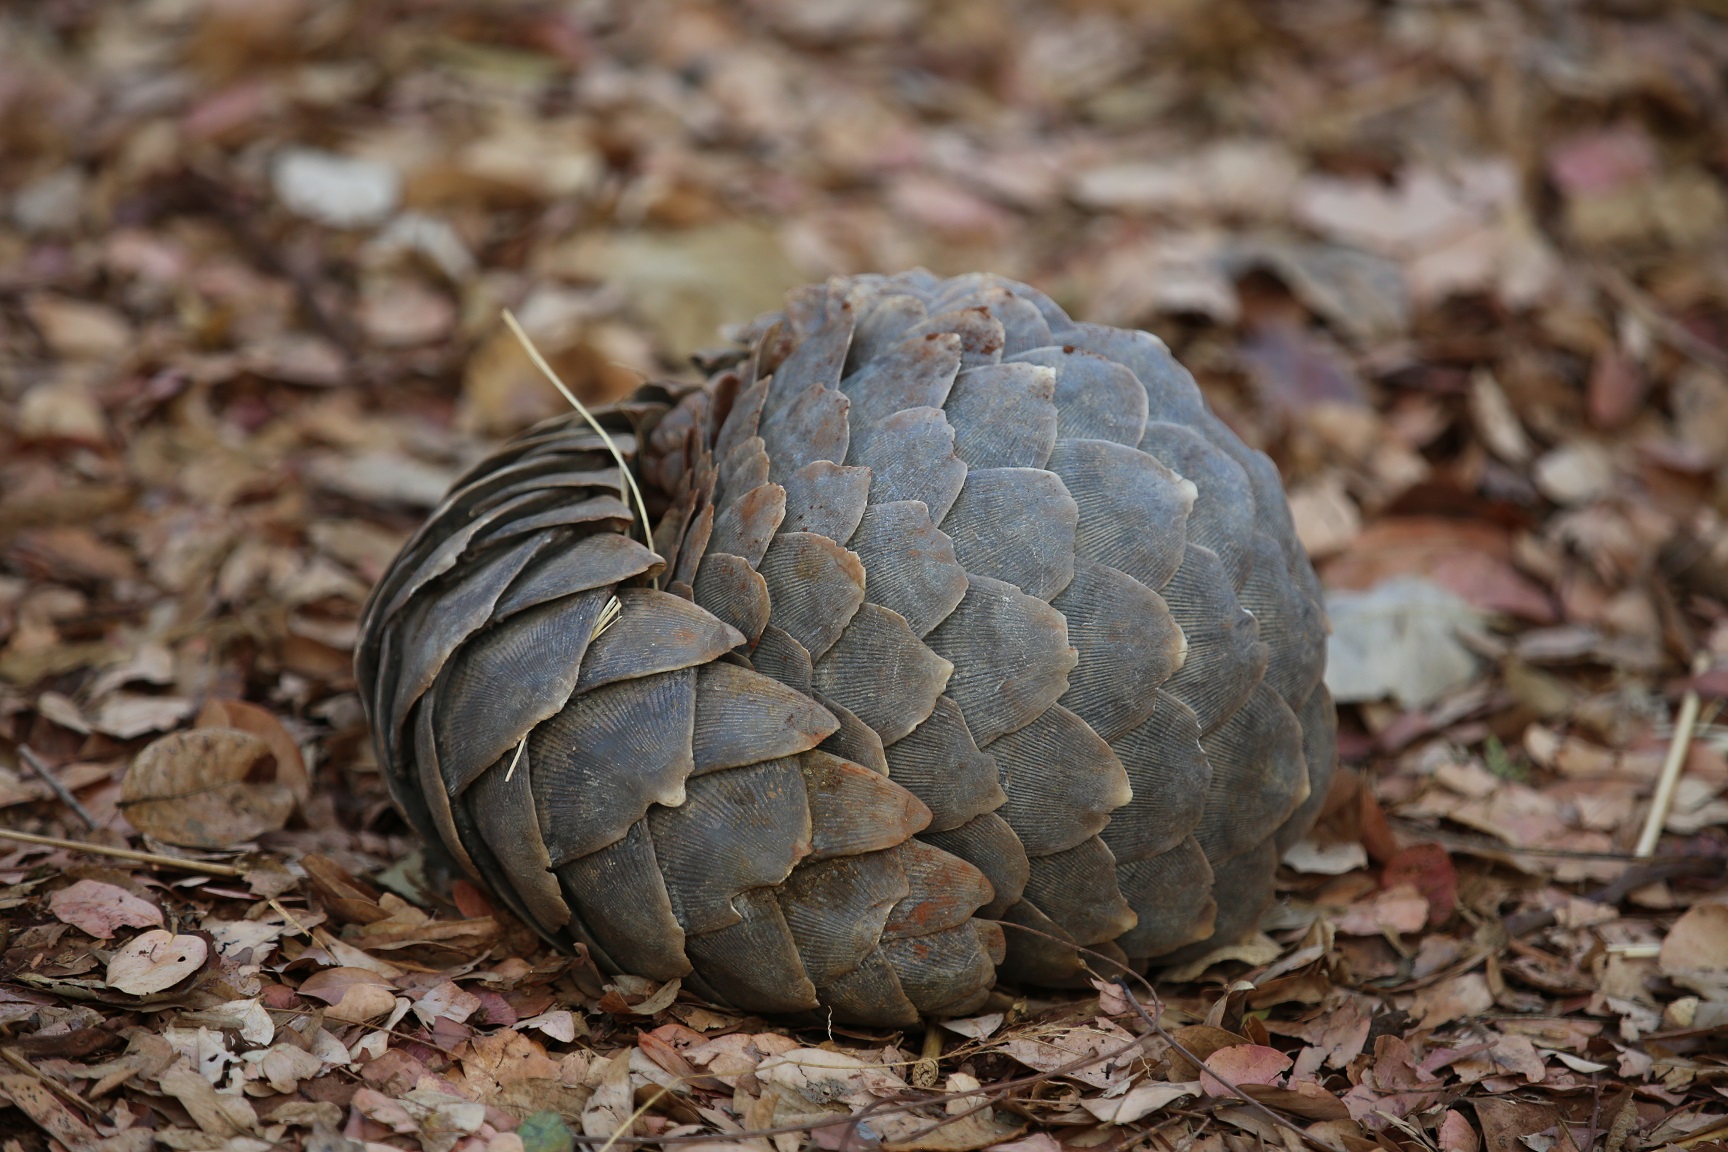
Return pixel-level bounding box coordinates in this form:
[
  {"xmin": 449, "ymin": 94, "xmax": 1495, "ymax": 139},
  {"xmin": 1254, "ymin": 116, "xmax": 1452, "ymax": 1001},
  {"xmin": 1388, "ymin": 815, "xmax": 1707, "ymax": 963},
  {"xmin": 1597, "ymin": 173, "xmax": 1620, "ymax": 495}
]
[{"xmin": 3, "ymin": 0, "xmax": 1728, "ymax": 872}]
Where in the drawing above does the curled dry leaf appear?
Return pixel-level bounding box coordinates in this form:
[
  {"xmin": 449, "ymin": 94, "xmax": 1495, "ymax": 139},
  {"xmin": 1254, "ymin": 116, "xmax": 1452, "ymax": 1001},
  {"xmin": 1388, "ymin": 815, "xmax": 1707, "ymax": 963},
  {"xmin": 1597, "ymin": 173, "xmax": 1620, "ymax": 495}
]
[
  {"xmin": 49, "ymin": 879, "xmax": 163, "ymax": 939},
  {"xmin": 1082, "ymin": 1080, "xmax": 1202, "ymax": 1124},
  {"xmin": 106, "ymin": 929, "xmax": 209, "ymax": 995},
  {"xmin": 1438, "ymin": 1108, "xmax": 1480, "ymax": 1152},
  {"xmin": 120, "ymin": 727, "xmax": 295, "ymax": 848}
]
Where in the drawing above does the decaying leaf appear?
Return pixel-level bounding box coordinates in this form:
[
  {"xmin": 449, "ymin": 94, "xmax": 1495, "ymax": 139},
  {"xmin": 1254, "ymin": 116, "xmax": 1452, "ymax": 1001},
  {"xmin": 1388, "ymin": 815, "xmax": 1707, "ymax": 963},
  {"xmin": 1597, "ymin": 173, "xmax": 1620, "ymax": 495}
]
[{"xmin": 120, "ymin": 727, "xmax": 295, "ymax": 848}]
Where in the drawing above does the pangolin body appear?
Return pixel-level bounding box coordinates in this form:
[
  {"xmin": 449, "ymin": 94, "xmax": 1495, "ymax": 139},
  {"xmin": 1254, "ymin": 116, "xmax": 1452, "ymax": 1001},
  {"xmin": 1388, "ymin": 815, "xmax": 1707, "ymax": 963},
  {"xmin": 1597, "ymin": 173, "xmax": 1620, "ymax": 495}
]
[{"xmin": 356, "ymin": 270, "xmax": 1334, "ymax": 1024}]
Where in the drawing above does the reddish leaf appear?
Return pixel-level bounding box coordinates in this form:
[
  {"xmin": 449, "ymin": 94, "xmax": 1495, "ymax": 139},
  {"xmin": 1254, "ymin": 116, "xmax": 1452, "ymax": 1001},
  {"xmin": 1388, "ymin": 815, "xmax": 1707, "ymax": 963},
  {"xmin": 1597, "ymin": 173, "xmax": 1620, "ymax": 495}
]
[{"xmin": 1382, "ymin": 843, "xmax": 1458, "ymax": 927}]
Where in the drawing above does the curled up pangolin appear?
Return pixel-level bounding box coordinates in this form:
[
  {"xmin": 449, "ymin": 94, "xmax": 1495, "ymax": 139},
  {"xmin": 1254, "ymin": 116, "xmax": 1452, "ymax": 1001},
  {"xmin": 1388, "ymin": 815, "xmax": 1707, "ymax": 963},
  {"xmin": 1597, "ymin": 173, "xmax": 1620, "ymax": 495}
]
[{"xmin": 355, "ymin": 269, "xmax": 1334, "ymax": 1025}]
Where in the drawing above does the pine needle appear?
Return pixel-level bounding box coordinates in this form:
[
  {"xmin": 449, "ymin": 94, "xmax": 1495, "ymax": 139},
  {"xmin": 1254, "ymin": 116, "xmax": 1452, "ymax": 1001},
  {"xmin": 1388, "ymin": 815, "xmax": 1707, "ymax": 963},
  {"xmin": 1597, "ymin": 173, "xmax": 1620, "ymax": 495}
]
[
  {"xmin": 1635, "ymin": 653, "xmax": 1710, "ymax": 857},
  {"xmin": 503, "ymin": 736, "xmax": 527, "ymax": 784},
  {"xmin": 594, "ymin": 594, "xmax": 623, "ymax": 638},
  {"xmin": 501, "ymin": 308, "xmax": 658, "ymax": 587}
]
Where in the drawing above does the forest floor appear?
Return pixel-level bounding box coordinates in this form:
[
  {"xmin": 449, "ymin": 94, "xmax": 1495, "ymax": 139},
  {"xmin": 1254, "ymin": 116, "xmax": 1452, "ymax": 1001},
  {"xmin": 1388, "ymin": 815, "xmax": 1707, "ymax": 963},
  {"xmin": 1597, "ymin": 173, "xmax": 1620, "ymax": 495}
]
[{"xmin": 3, "ymin": 1, "xmax": 1728, "ymax": 1151}]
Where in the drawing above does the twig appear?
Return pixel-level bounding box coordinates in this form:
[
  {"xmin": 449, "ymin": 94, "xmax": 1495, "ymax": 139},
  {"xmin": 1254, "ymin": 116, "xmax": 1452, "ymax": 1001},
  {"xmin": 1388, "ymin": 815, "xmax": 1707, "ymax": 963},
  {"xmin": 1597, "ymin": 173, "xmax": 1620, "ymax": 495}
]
[
  {"xmin": 1388, "ymin": 820, "xmax": 1697, "ymax": 863},
  {"xmin": 912, "ymin": 1022, "xmax": 944, "ymax": 1089},
  {"xmin": 1502, "ymin": 852, "xmax": 1723, "ymax": 937},
  {"xmin": 1675, "ymin": 1116, "xmax": 1728, "ymax": 1149},
  {"xmin": 1594, "ymin": 267, "xmax": 1728, "ymax": 374},
  {"xmin": 1635, "ymin": 654, "xmax": 1710, "ymax": 857},
  {"xmin": 0, "ymin": 1046, "xmax": 109, "ymax": 1122},
  {"xmin": 17, "ymin": 746, "xmax": 99, "ymax": 829},
  {"xmin": 1115, "ymin": 981, "xmax": 1349, "ymax": 1152},
  {"xmin": 0, "ymin": 828, "xmax": 246, "ymax": 877}
]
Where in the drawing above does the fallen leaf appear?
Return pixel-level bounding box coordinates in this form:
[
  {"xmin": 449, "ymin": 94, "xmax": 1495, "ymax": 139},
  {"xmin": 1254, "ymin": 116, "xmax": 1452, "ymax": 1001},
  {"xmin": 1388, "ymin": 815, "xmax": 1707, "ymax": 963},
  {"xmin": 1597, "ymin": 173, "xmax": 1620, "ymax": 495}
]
[
  {"xmin": 25, "ymin": 295, "xmax": 133, "ymax": 360},
  {"xmin": 272, "ymin": 147, "xmax": 401, "ymax": 227},
  {"xmin": 1078, "ymin": 1084, "xmax": 1202, "ymax": 1126},
  {"xmin": 297, "ymin": 965, "xmax": 395, "ymax": 1004},
  {"xmin": 1199, "ymin": 1044, "xmax": 1291, "ymax": 1096},
  {"xmin": 326, "ymin": 983, "xmax": 400, "ymax": 1025},
  {"xmin": 49, "ymin": 879, "xmax": 163, "ymax": 939},
  {"xmin": 1382, "ymin": 843, "xmax": 1458, "ymax": 927},
  {"xmin": 1410, "ymin": 973, "xmax": 1495, "ymax": 1030},
  {"xmin": 1325, "ymin": 578, "xmax": 1484, "ymax": 709},
  {"xmin": 940, "ymin": 1012, "xmax": 1004, "ymax": 1040},
  {"xmin": 1439, "ymin": 1108, "xmax": 1481, "ymax": 1152},
  {"xmin": 1334, "ymin": 884, "xmax": 1430, "ymax": 937},
  {"xmin": 1288, "ymin": 476, "xmax": 1362, "ymax": 560},
  {"xmin": 997, "ymin": 1024, "xmax": 1141, "ymax": 1090},
  {"xmin": 1240, "ymin": 320, "xmax": 1368, "ymax": 417},
  {"xmin": 120, "ymin": 727, "xmax": 295, "ymax": 848},
  {"xmin": 1532, "ymin": 442, "xmax": 1616, "ymax": 505},
  {"xmin": 1283, "ymin": 838, "xmax": 1370, "ymax": 876},
  {"xmin": 1238, "ymin": 1081, "xmax": 1351, "ymax": 1120},
  {"xmin": 874, "ymin": 1104, "xmax": 1022, "ymax": 1151},
  {"xmin": 1321, "ymin": 518, "xmax": 1555, "ymax": 621},
  {"xmin": 758, "ymin": 1047, "xmax": 909, "ymax": 1106},
  {"xmin": 1659, "ymin": 903, "xmax": 1728, "ymax": 1000},
  {"xmin": 0, "ymin": 1072, "xmax": 102, "ymax": 1152},
  {"xmin": 196, "ymin": 697, "xmax": 310, "ymax": 804},
  {"xmin": 106, "ymin": 930, "xmax": 209, "ymax": 995}
]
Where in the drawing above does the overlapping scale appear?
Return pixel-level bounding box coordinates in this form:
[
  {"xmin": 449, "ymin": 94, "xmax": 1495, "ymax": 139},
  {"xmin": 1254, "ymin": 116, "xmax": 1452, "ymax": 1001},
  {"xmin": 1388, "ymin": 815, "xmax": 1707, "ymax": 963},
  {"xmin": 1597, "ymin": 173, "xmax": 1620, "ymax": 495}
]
[{"xmin": 359, "ymin": 269, "xmax": 1332, "ymax": 1025}]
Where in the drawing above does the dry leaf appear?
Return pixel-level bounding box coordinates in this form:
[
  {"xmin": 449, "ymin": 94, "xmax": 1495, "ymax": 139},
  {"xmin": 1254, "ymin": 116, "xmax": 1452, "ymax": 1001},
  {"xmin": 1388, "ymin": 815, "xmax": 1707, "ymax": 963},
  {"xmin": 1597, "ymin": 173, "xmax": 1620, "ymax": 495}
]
[
  {"xmin": 1334, "ymin": 885, "xmax": 1431, "ymax": 937},
  {"xmin": 997, "ymin": 1024, "xmax": 1142, "ymax": 1090},
  {"xmin": 121, "ymin": 727, "xmax": 295, "ymax": 848},
  {"xmin": 195, "ymin": 697, "xmax": 310, "ymax": 803},
  {"xmin": 1082, "ymin": 1079, "xmax": 1201, "ymax": 1124},
  {"xmin": 106, "ymin": 930, "xmax": 209, "ymax": 995},
  {"xmin": 49, "ymin": 879, "xmax": 163, "ymax": 939},
  {"xmin": 1199, "ymin": 1044, "xmax": 1291, "ymax": 1096},
  {"xmin": 1410, "ymin": 973, "xmax": 1495, "ymax": 1030},
  {"xmin": 1659, "ymin": 903, "xmax": 1728, "ymax": 1000}
]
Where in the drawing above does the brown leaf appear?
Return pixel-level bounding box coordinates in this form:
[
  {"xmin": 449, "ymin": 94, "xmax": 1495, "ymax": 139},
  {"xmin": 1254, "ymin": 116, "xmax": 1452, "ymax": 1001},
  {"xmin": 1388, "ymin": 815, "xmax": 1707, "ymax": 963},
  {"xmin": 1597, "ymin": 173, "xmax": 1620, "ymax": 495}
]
[
  {"xmin": 1199, "ymin": 1044, "xmax": 1291, "ymax": 1096},
  {"xmin": 120, "ymin": 727, "xmax": 294, "ymax": 848},
  {"xmin": 1322, "ymin": 518, "xmax": 1556, "ymax": 623},
  {"xmin": 1473, "ymin": 1099, "xmax": 1560, "ymax": 1152},
  {"xmin": 296, "ymin": 965, "xmax": 394, "ymax": 1005},
  {"xmin": 1439, "ymin": 1109, "xmax": 1480, "ymax": 1152},
  {"xmin": 1165, "ymin": 1024, "xmax": 1251, "ymax": 1081},
  {"xmin": 1409, "ymin": 973, "xmax": 1495, "ymax": 1030},
  {"xmin": 49, "ymin": 879, "xmax": 163, "ymax": 939},
  {"xmin": 1381, "ymin": 844, "xmax": 1457, "ymax": 927},
  {"xmin": 1659, "ymin": 903, "xmax": 1728, "ymax": 999},
  {"xmin": 105, "ymin": 930, "xmax": 209, "ymax": 995},
  {"xmin": 0, "ymin": 1073, "xmax": 101, "ymax": 1152},
  {"xmin": 1238, "ymin": 1081, "xmax": 1351, "ymax": 1121},
  {"xmin": 1333, "ymin": 885, "xmax": 1429, "ymax": 937},
  {"xmin": 157, "ymin": 1058, "xmax": 261, "ymax": 1138},
  {"xmin": 876, "ymin": 1107, "xmax": 1022, "ymax": 1151},
  {"xmin": 301, "ymin": 852, "xmax": 389, "ymax": 924},
  {"xmin": 195, "ymin": 697, "xmax": 310, "ymax": 804}
]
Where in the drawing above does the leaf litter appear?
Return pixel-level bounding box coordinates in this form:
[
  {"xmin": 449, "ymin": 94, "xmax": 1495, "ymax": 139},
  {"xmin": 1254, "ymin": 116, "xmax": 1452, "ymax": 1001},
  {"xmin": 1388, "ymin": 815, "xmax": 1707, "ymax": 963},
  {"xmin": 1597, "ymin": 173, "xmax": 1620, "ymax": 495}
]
[{"xmin": 2, "ymin": 1, "xmax": 1728, "ymax": 1150}]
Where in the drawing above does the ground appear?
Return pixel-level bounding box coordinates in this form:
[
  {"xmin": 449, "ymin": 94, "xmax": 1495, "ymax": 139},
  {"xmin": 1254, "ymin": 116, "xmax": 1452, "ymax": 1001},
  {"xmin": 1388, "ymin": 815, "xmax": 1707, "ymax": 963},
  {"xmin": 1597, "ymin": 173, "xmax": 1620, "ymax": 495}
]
[{"xmin": 2, "ymin": 1, "xmax": 1728, "ymax": 1151}]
